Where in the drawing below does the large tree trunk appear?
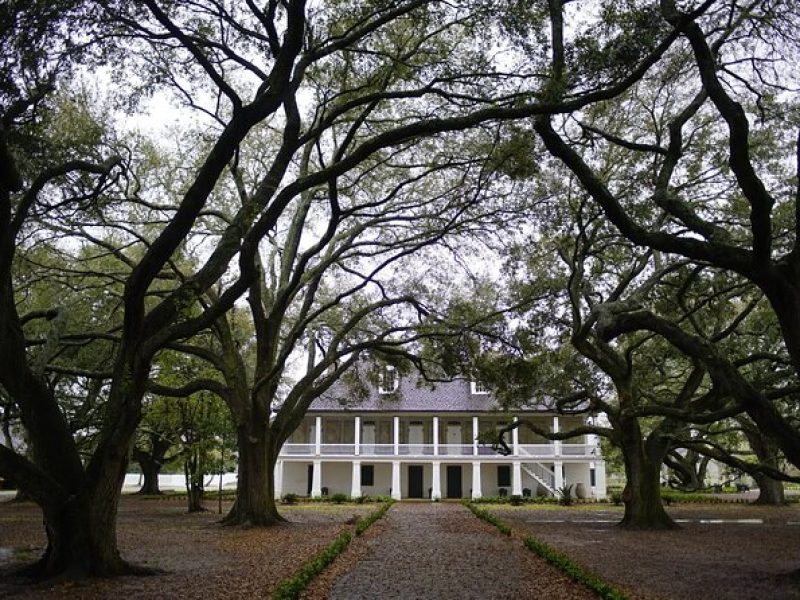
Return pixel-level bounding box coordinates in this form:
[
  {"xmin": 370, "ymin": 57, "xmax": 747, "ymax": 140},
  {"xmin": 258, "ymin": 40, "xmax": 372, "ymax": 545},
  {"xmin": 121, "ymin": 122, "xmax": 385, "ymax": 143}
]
[
  {"xmin": 133, "ymin": 435, "xmax": 171, "ymax": 496},
  {"xmin": 137, "ymin": 460, "xmax": 162, "ymax": 496},
  {"xmin": 0, "ymin": 346, "xmax": 146, "ymax": 579},
  {"xmin": 742, "ymin": 422, "xmax": 786, "ymax": 506},
  {"xmin": 664, "ymin": 449, "xmax": 708, "ymax": 491},
  {"xmin": 752, "ymin": 474, "xmax": 785, "ymax": 505},
  {"xmin": 33, "ymin": 493, "xmax": 122, "ymax": 578},
  {"xmin": 21, "ymin": 459, "xmax": 150, "ymax": 580},
  {"xmin": 618, "ymin": 420, "xmax": 677, "ymax": 530},
  {"xmin": 223, "ymin": 424, "xmax": 284, "ymax": 526},
  {"xmin": 184, "ymin": 452, "xmax": 206, "ymax": 513}
]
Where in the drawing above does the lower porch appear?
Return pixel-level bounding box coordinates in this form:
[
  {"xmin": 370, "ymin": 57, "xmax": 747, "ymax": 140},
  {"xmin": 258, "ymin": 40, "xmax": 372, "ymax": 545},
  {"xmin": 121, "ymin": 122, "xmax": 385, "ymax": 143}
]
[{"xmin": 276, "ymin": 459, "xmax": 605, "ymax": 500}]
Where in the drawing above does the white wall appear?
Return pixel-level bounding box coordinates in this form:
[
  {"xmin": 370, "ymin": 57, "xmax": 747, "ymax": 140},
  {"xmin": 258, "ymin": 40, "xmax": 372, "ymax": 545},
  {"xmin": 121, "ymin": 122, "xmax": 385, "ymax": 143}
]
[
  {"xmin": 361, "ymin": 463, "xmax": 392, "ymax": 497},
  {"xmin": 283, "ymin": 462, "xmax": 311, "ymax": 495},
  {"xmin": 321, "ymin": 462, "xmax": 352, "ymax": 495},
  {"xmin": 480, "ymin": 462, "xmax": 513, "ymax": 497},
  {"xmin": 123, "ymin": 472, "xmax": 238, "ymax": 490}
]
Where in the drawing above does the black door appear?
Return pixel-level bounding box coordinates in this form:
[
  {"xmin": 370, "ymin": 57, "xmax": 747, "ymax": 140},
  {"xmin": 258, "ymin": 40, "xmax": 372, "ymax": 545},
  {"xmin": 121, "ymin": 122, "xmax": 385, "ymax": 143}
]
[
  {"xmin": 408, "ymin": 465, "xmax": 424, "ymax": 498},
  {"xmin": 307, "ymin": 464, "xmax": 313, "ymax": 495},
  {"xmin": 446, "ymin": 465, "xmax": 462, "ymax": 498}
]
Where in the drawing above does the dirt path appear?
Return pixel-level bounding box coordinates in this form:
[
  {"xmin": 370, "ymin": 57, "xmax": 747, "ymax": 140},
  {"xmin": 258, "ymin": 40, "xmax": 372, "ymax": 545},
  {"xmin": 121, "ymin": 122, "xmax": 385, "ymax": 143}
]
[{"xmin": 324, "ymin": 502, "xmax": 594, "ymax": 600}]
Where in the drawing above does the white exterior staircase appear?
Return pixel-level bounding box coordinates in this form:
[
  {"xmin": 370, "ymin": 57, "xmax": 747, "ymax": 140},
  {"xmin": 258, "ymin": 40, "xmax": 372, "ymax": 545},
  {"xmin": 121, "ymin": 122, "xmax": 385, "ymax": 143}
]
[{"xmin": 518, "ymin": 447, "xmax": 556, "ymax": 495}]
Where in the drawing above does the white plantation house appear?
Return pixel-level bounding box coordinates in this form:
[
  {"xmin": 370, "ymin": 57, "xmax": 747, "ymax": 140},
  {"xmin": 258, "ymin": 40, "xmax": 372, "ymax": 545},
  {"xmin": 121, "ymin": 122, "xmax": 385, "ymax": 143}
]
[{"xmin": 275, "ymin": 367, "xmax": 606, "ymax": 501}]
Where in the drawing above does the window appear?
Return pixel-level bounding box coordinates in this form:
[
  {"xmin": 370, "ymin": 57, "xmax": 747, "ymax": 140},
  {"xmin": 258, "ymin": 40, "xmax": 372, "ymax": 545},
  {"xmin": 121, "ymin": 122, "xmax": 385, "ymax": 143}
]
[
  {"xmin": 361, "ymin": 465, "xmax": 375, "ymax": 486},
  {"xmin": 379, "ymin": 365, "xmax": 399, "ymax": 393},
  {"xmin": 471, "ymin": 380, "xmax": 489, "ymax": 394},
  {"xmin": 497, "ymin": 465, "xmax": 511, "ymax": 487},
  {"xmin": 590, "ymin": 467, "xmax": 596, "ymax": 487}
]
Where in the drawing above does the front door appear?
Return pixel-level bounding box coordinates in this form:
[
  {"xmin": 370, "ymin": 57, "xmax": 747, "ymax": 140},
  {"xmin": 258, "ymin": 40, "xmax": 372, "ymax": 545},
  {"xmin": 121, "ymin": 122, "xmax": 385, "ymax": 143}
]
[
  {"xmin": 408, "ymin": 465, "xmax": 424, "ymax": 498},
  {"xmin": 307, "ymin": 464, "xmax": 314, "ymax": 495},
  {"xmin": 446, "ymin": 465, "xmax": 462, "ymax": 498}
]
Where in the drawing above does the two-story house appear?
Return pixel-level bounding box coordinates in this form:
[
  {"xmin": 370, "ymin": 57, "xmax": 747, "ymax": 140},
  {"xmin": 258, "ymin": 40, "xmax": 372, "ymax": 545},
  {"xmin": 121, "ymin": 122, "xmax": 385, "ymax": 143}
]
[{"xmin": 275, "ymin": 367, "xmax": 606, "ymax": 500}]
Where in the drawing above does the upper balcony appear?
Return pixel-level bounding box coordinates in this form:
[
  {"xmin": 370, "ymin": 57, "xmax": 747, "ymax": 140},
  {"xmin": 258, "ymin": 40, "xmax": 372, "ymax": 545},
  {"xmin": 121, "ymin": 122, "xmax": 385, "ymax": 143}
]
[{"xmin": 279, "ymin": 414, "xmax": 601, "ymax": 460}]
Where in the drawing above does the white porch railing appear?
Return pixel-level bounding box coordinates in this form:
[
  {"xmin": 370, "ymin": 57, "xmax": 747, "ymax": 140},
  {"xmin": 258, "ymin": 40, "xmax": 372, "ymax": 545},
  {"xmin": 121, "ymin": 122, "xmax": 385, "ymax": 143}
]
[
  {"xmin": 358, "ymin": 444, "xmax": 396, "ymax": 455},
  {"xmin": 282, "ymin": 443, "xmax": 315, "ymax": 455},
  {"xmin": 438, "ymin": 444, "xmax": 477, "ymax": 456},
  {"xmin": 280, "ymin": 442, "xmax": 599, "ymax": 458},
  {"xmin": 397, "ymin": 443, "xmax": 435, "ymax": 456},
  {"xmin": 561, "ymin": 444, "xmax": 599, "ymax": 457},
  {"xmin": 518, "ymin": 444, "xmax": 556, "ymax": 456}
]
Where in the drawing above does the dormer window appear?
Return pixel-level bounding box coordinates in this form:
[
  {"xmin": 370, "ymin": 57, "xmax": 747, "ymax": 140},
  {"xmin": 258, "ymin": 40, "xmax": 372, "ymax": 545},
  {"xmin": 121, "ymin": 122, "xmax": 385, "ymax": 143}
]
[
  {"xmin": 379, "ymin": 365, "xmax": 399, "ymax": 394},
  {"xmin": 471, "ymin": 380, "xmax": 489, "ymax": 395}
]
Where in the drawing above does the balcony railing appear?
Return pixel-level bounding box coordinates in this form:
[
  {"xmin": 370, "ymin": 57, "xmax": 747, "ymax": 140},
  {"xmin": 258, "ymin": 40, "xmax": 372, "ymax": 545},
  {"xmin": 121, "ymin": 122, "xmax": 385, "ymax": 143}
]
[
  {"xmin": 438, "ymin": 444, "xmax": 475, "ymax": 456},
  {"xmin": 280, "ymin": 442, "xmax": 600, "ymax": 458}
]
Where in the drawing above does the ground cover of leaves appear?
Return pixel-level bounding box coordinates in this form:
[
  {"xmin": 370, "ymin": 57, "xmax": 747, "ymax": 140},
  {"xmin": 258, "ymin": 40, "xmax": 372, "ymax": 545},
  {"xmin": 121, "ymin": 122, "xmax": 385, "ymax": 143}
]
[
  {"xmin": 491, "ymin": 502, "xmax": 800, "ymax": 600},
  {"xmin": 0, "ymin": 495, "xmax": 373, "ymax": 599},
  {"xmin": 5, "ymin": 495, "xmax": 797, "ymax": 599},
  {"xmin": 305, "ymin": 502, "xmax": 596, "ymax": 600}
]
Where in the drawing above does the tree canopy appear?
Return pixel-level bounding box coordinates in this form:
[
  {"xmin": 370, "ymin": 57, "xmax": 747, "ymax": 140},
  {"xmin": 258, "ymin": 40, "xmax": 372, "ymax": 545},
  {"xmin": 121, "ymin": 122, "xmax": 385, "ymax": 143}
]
[{"xmin": 2, "ymin": 0, "xmax": 800, "ymax": 578}]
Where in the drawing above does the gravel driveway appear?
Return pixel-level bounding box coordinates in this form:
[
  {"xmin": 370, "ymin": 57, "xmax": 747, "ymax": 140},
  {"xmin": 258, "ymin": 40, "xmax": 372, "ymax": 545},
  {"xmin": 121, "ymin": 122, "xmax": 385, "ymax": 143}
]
[{"xmin": 325, "ymin": 502, "xmax": 594, "ymax": 600}]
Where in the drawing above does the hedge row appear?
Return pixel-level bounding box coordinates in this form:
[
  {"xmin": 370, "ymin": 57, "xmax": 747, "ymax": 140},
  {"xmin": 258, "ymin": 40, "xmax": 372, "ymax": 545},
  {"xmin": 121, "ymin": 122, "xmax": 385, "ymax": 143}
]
[
  {"xmin": 464, "ymin": 501, "xmax": 628, "ymax": 600},
  {"xmin": 271, "ymin": 500, "xmax": 394, "ymax": 600},
  {"xmin": 462, "ymin": 500, "xmax": 511, "ymax": 535},
  {"xmin": 355, "ymin": 499, "xmax": 395, "ymax": 535},
  {"xmin": 522, "ymin": 536, "xmax": 628, "ymax": 600}
]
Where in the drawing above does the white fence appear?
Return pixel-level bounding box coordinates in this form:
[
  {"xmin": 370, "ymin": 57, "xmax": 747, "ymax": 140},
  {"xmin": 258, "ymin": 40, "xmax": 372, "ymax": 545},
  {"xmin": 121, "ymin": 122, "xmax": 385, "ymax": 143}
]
[{"xmin": 123, "ymin": 472, "xmax": 238, "ymax": 490}]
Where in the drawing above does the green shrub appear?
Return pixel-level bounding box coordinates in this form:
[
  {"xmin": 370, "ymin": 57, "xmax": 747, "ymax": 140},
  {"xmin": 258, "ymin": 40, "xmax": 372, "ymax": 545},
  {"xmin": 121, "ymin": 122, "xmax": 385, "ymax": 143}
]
[
  {"xmin": 509, "ymin": 494, "xmax": 523, "ymax": 506},
  {"xmin": 331, "ymin": 493, "xmax": 349, "ymax": 504},
  {"xmin": 610, "ymin": 491, "xmax": 623, "ymax": 506},
  {"xmin": 659, "ymin": 490, "xmax": 747, "ymax": 504},
  {"xmin": 282, "ymin": 493, "xmax": 298, "ymax": 505},
  {"xmin": 557, "ymin": 484, "xmax": 574, "ymax": 507}
]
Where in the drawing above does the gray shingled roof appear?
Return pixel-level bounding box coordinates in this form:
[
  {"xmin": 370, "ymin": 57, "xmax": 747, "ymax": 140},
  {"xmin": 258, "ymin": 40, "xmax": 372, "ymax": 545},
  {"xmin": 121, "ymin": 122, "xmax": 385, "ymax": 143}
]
[{"xmin": 310, "ymin": 375, "xmax": 556, "ymax": 413}]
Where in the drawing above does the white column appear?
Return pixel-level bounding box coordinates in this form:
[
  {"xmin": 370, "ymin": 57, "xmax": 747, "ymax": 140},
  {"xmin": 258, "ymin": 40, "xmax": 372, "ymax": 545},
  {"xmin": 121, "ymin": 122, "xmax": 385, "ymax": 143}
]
[
  {"xmin": 471, "ymin": 461, "xmax": 482, "ymax": 499},
  {"xmin": 473, "ymin": 416, "xmax": 479, "ymax": 456},
  {"xmin": 351, "ymin": 460, "xmax": 362, "ymax": 498},
  {"xmin": 393, "ymin": 416, "xmax": 400, "ymax": 456},
  {"xmin": 311, "ymin": 460, "xmax": 322, "ymax": 498},
  {"xmin": 431, "ymin": 461, "xmax": 442, "ymax": 500},
  {"xmin": 433, "ymin": 416, "xmax": 439, "ymax": 456},
  {"xmin": 512, "ymin": 461, "xmax": 523, "ymax": 496},
  {"xmin": 552, "ymin": 416, "xmax": 561, "ymax": 456},
  {"xmin": 512, "ymin": 416, "xmax": 519, "ymax": 456},
  {"xmin": 274, "ymin": 460, "xmax": 284, "ymax": 499},
  {"xmin": 354, "ymin": 416, "xmax": 361, "ymax": 456},
  {"xmin": 391, "ymin": 460, "xmax": 402, "ymax": 500},
  {"xmin": 595, "ymin": 461, "xmax": 607, "ymax": 499},
  {"xmin": 315, "ymin": 416, "xmax": 322, "ymax": 456},
  {"xmin": 554, "ymin": 460, "xmax": 564, "ymax": 491}
]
